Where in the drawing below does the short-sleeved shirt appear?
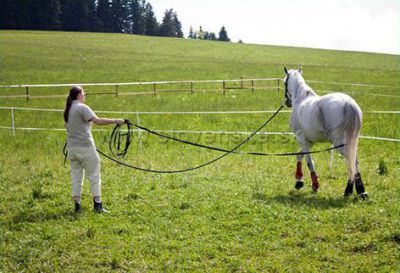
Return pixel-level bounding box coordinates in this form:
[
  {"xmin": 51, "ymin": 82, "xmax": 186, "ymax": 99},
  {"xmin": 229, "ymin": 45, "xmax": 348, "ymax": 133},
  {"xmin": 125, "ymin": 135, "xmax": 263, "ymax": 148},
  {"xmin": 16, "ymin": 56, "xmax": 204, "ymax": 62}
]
[{"xmin": 66, "ymin": 100, "xmax": 97, "ymax": 147}]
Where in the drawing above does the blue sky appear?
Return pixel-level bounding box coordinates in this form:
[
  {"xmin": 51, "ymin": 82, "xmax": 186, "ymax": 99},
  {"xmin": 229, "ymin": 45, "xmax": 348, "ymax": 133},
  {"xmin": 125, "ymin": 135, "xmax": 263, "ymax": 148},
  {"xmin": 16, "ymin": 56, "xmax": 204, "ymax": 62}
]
[{"xmin": 151, "ymin": 0, "xmax": 400, "ymax": 55}]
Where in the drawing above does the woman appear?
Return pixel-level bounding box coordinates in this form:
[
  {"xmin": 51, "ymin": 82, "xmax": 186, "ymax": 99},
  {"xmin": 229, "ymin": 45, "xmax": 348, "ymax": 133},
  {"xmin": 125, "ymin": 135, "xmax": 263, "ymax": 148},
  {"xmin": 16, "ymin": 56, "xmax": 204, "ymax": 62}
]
[{"xmin": 64, "ymin": 86, "xmax": 125, "ymax": 213}]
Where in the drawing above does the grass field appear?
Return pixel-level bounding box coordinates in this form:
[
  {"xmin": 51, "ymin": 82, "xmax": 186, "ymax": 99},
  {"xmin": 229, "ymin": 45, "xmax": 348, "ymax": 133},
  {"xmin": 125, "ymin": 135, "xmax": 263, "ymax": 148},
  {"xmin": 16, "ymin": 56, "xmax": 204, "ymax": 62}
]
[{"xmin": 0, "ymin": 30, "xmax": 399, "ymax": 272}]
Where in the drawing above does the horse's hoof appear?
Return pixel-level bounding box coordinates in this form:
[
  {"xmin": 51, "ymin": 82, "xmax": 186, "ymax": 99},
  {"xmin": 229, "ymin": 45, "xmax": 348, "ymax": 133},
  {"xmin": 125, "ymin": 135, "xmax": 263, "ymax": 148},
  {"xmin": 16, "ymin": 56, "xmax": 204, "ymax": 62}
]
[
  {"xmin": 359, "ymin": 192, "xmax": 369, "ymax": 200},
  {"xmin": 295, "ymin": 180, "xmax": 304, "ymax": 190},
  {"xmin": 344, "ymin": 181, "xmax": 354, "ymax": 196},
  {"xmin": 344, "ymin": 192, "xmax": 352, "ymax": 197},
  {"xmin": 312, "ymin": 183, "xmax": 319, "ymax": 193}
]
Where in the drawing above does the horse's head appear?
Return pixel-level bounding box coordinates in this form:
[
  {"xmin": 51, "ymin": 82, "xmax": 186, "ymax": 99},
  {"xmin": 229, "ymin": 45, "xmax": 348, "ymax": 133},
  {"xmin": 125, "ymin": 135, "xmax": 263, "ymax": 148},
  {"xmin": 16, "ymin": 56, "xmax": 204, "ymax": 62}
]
[{"xmin": 283, "ymin": 67, "xmax": 302, "ymax": 107}]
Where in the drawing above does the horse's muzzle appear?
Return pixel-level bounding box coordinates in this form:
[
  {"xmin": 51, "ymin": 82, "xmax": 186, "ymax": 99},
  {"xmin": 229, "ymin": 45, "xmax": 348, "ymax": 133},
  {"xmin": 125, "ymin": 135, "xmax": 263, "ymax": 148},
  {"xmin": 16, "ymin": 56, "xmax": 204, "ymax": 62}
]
[{"xmin": 285, "ymin": 99, "xmax": 292, "ymax": 107}]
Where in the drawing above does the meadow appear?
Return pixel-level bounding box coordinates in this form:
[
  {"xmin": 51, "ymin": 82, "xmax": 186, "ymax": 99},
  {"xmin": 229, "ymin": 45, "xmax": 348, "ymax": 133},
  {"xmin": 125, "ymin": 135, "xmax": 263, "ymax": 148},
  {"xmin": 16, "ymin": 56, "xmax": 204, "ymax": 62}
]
[{"xmin": 0, "ymin": 30, "xmax": 399, "ymax": 272}]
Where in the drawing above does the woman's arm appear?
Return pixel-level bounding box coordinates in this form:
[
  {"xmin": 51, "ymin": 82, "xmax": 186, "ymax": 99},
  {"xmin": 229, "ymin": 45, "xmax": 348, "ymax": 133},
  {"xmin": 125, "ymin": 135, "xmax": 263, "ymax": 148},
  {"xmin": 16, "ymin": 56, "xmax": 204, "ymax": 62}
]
[{"xmin": 91, "ymin": 117, "xmax": 125, "ymax": 125}]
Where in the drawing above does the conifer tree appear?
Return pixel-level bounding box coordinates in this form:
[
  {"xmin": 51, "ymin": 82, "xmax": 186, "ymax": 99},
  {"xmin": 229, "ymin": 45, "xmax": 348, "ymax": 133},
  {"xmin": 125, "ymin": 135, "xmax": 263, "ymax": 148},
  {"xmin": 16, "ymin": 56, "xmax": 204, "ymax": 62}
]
[
  {"xmin": 143, "ymin": 3, "xmax": 159, "ymax": 36},
  {"xmin": 188, "ymin": 26, "xmax": 194, "ymax": 39},
  {"xmin": 30, "ymin": 0, "xmax": 62, "ymax": 30},
  {"xmin": 159, "ymin": 9, "xmax": 175, "ymax": 37},
  {"xmin": 218, "ymin": 26, "xmax": 230, "ymax": 42},
  {"xmin": 97, "ymin": 0, "xmax": 113, "ymax": 32},
  {"xmin": 173, "ymin": 12, "xmax": 183, "ymax": 38},
  {"xmin": 62, "ymin": 0, "xmax": 89, "ymax": 31},
  {"xmin": 110, "ymin": 0, "xmax": 128, "ymax": 33},
  {"xmin": 129, "ymin": 0, "xmax": 145, "ymax": 34}
]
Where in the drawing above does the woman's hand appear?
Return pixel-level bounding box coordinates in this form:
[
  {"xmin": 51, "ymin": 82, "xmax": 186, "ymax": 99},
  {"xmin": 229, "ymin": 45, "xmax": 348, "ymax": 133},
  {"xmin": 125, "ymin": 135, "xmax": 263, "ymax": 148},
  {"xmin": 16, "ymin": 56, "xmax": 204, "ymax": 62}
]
[{"xmin": 115, "ymin": 119, "xmax": 125, "ymax": 125}]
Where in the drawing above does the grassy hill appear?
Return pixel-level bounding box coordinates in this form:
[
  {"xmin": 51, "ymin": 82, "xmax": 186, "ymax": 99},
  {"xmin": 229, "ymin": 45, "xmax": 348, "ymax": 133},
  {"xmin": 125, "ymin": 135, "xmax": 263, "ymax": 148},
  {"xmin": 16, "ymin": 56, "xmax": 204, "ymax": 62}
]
[
  {"xmin": 1, "ymin": 30, "xmax": 399, "ymax": 85},
  {"xmin": 0, "ymin": 30, "xmax": 399, "ymax": 272}
]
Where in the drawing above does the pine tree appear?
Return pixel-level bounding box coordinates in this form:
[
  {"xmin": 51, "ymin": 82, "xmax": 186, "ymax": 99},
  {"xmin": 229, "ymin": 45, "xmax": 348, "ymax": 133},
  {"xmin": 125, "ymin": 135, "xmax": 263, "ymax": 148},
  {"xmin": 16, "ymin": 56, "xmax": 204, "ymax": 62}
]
[
  {"xmin": 158, "ymin": 9, "xmax": 175, "ymax": 37},
  {"xmin": 129, "ymin": 0, "xmax": 145, "ymax": 34},
  {"xmin": 218, "ymin": 26, "xmax": 230, "ymax": 42},
  {"xmin": 0, "ymin": 0, "xmax": 32, "ymax": 29},
  {"xmin": 188, "ymin": 26, "xmax": 194, "ymax": 39},
  {"xmin": 86, "ymin": 0, "xmax": 100, "ymax": 32},
  {"xmin": 143, "ymin": 3, "xmax": 159, "ymax": 36},
  {"xmin": 30, "ymin": 0, "xmax": 62, "ymax": 30},
  {"xmin": 208, "ymin": 32, "xmax": 217, "ymax": 40},
  {"xmin": 173, "ymin": 11, "xmax": 183, "ymax": 38},
  {"xmin": 97, "ymin": 0, "xmax": 112, "ymax": 32},
  {"xmin": 62, "ymin": 0, "xmax": 89, "ymax": 31},
  {"xmin": 110, "ymin": 0, "xmax": 128, "ymax": 33}
]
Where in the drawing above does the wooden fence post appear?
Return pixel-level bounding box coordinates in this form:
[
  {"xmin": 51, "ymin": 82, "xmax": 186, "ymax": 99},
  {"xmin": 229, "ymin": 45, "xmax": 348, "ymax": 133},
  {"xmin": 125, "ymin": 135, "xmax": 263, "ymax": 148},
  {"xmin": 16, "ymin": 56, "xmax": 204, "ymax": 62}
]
[
  {"xmin": 222, "ymin": 81, "xmax": 226, "ymax": 95},
  {"xmin": 136, "ymin": 111, "xmax": 142, "ymax": 151},
  {"xmin": 26, "ymin": 87, "xmax": 29, "ymax": 101},
  {"xmin": 153, "ymin": 83, "xmax": 156, "ymax": 95},
  {"xmin": 190, "ymin": 82, "xmax": 194, "ymax": 94},
  {"xmin": 115, "ymin": 85, "xmax": 118, "ymax": 96},
  {"xmin": 11, "ymin": 107, "xmax": 15, "ymax": 136},
  {"xmin": 277, "ymin": 79, "xmax": 280, "ymax": 92}
]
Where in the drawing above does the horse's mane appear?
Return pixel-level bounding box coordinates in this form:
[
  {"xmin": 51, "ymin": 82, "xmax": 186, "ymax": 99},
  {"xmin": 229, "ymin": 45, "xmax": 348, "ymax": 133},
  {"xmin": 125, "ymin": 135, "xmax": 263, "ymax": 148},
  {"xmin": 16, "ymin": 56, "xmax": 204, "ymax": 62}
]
[{"xmin": 291, "ymin": 72, "xmax": 318, "ymax": 103}]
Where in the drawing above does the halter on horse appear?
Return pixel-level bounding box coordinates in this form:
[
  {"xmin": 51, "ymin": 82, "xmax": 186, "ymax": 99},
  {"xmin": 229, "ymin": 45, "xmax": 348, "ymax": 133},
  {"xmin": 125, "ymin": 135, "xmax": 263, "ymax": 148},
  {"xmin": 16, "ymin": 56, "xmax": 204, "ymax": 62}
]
[{"xmin": 284, "ymin": 67, "xmax": 368, "ymax": 199}]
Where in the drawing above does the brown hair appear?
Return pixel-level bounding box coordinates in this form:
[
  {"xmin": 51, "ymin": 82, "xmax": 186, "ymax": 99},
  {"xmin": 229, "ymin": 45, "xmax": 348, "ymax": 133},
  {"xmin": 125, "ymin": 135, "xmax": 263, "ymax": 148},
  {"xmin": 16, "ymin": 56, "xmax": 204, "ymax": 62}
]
[{"xmin": 63, "ymin": 86, "xmax": 83, "ymax": 122}]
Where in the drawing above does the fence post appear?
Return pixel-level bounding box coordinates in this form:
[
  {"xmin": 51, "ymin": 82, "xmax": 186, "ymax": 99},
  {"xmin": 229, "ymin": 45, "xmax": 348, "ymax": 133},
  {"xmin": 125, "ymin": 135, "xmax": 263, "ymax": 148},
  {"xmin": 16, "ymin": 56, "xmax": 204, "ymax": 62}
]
[
  {"xmin": 251, "ymin": 80, "xmax": 255, "ymax": 92},
  {"xmin": 277, "ymin": 79, "xmax": 280, "ymax": 93},
  {"xmin": 115, "ymin": 85, "xmax": 118, "ymax": 96},
  {"xmin": 222, "ymin": 81, "xmax": 226, "ymax": 95},
  {"xmin": 136, "ymin": 111, "xmax": 142, "ymax": 151},
  {"xmin": 240, "ymin": 77, "xmax": 243, "ymax": 89},
  {"xmin": 26, "ymin": 87, "xmax": 29, "ymax": 101},
  {"xmin": 190, "ymin": 82, "xmax": 194, "ymax": 94},
  {"xmin": 153, "ymin": 83, "xmax": 157, "ymax": 95},
  {"xmin": 11, "ymin": 107, "xmax": 16, "ymax": 136}
]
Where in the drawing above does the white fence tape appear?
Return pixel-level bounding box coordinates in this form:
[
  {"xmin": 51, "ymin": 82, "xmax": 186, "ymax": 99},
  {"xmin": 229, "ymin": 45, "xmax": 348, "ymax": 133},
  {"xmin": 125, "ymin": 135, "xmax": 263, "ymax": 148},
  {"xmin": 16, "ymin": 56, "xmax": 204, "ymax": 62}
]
[
  {"xmin": 0, "ymin": 126, "xmax": 398, "ymax": 142},
  {"xmin": 0, "ymin": 78, "xmax": 279, "ymax": 89},
  {"xmin": 320, "ymin": 90, "xmax": 400, "ymax": 98},
  {"xmin": 0, "ymin": 106, "xmax": 398, "ymax": 115},
  {"xmin": 308, "ymin": 80, "xmax": 399, "ymax": 88},
  {"xmin": 0, "ymin": 78, "xmax": 397, "ymax": 89}
]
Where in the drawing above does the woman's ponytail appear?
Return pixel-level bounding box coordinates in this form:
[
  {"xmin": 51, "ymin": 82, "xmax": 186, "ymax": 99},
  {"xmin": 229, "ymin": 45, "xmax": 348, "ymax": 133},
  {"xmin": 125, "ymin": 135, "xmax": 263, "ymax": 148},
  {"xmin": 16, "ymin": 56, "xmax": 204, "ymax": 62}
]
[{"xmin": 64, "ymin": 86, "xmax": 83, "ymax": 122}]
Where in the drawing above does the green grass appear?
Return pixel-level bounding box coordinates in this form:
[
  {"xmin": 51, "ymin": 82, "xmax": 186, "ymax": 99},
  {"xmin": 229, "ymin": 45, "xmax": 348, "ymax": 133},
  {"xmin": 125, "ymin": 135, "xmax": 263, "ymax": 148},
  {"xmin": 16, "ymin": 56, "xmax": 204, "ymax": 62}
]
[{"xmin": 0, "ymin": 30, "xmax": 399, "ymax": 272}]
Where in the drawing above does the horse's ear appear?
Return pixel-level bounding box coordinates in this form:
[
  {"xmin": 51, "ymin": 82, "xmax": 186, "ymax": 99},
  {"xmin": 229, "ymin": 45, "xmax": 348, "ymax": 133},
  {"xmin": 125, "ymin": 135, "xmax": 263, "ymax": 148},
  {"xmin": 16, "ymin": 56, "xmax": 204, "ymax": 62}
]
[
  {"xmin": 298, "ymin": 66, "xmax": 302, "ymax": 73},
  {"xmin": 284, "ymin": 67, "xmax": 288, "ymax": 74}
]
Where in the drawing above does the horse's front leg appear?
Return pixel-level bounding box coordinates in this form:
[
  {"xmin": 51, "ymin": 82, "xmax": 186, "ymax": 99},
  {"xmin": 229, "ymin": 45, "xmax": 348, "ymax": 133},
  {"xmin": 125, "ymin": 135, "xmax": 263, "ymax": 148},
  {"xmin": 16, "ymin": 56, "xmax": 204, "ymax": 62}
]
[{"xmin": 306, "ymin": 154, "xmax": 319, "ymax": 192}]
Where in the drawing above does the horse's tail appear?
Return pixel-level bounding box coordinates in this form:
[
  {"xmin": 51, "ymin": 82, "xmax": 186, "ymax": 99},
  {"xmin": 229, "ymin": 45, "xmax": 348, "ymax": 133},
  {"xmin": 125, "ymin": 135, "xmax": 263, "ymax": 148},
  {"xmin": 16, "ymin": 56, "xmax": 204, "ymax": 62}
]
[{"xmin": 341, "ymin": 102, "xmax": 362, "ymax": 181}]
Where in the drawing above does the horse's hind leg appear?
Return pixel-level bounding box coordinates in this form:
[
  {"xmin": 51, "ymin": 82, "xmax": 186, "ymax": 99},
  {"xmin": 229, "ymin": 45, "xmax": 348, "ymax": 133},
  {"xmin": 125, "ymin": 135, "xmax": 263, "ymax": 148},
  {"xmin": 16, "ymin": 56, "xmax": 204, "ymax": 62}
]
[
  {"xmin": 337, "ymin": 145, "xmax": 354, "ymax": 196},
  {"xmin": 344, "ymin": 179, "xmax": 354, "ymax": 196},
  {"xmin": 354, "ymin": 159, "xmax": 368, "ymax": 199},
  {"xmin": 295, "ymin": 153, "xmax": 304, "ymax": 190},
  {"xmin": 306, "ymin": 154, "xmax": 319, "ymax": 192}
]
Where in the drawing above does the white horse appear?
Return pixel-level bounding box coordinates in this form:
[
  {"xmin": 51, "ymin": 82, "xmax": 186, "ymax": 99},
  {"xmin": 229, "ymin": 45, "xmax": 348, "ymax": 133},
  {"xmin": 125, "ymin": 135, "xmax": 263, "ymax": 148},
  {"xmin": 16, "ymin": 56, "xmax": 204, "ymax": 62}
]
[{"xmin": 283, "ymin": 67, "xmax": 367, "ymax": 198}]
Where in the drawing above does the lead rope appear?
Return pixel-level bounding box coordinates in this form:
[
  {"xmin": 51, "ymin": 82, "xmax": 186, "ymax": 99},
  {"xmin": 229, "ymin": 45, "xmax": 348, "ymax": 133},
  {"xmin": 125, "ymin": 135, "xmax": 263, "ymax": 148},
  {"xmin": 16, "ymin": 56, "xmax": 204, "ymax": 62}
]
[{"xmin": 96, "ymin": 104, "xmax": 285, "ymax": 173}]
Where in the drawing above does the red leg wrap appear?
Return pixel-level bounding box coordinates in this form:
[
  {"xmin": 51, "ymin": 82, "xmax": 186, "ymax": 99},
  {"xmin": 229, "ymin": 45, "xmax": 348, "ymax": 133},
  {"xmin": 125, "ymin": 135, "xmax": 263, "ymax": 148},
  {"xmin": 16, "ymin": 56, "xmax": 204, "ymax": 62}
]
[
  {"xmin": 296, "ymin": 162, "xmax": 303, "ymax": 180},
  {"xmin": 311, "ymin": 171, "xmax": 319, "ymax": 192}
]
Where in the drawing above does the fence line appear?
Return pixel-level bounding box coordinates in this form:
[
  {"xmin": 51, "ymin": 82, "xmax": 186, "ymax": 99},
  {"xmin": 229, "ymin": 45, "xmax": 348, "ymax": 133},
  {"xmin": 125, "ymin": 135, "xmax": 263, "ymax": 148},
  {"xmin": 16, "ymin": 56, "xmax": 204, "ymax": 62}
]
[
  {"xmin": 320, "ymin": 90, "xmax": 400, "ymax": 98},
  {"xmin": 308, "ymin": 80, "xmax": 400, "ymax": 88},
  {"xmin": 0, "ymin": 106, "xmax": 399, "ymax": 115},
  {"xmin": 1, "ymin": 77, "xmax": 398, "ymax": 100},
  {"xmin": 0, "ymin": 125, "xmax": 398, "ymax": 143},
  {"xmin": 1, "ymin": 78, "xmax": 397, "ymax": 89},
  {"xmin": 0, "ymin": 77, "xmax": 279, "ymax": 89},
  {"xmin": 0, "ymin": 77, "xmax": 280, "ymax": 100}
]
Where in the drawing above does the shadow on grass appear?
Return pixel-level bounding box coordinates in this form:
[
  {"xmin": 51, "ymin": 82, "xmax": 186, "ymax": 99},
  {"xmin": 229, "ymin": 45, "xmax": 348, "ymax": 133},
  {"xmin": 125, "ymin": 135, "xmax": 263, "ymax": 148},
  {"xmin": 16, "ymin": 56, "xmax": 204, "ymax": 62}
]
[
  {"xmin": 271, "ymin": 190, "xmax": 359, "ymax": 209},
  {"xmin": 9, "ymin": 208, "xmax": 79, "ymax": 226}
]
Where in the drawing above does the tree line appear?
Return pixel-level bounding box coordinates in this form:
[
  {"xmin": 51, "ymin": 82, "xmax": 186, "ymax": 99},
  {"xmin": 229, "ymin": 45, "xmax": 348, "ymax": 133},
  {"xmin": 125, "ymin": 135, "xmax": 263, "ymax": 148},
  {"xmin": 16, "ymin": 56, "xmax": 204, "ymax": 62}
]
[{"xmin": 0, "ymin": 0, "xmax": 231, "ymax": 41}]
